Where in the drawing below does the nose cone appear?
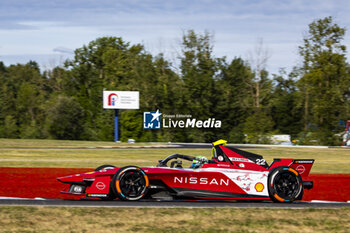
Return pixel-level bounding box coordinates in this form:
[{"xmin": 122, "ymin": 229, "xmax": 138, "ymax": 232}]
[
  {"xmin": 57, "ymin": 172, "xmax": 93, "ymax": 184},
  {"xmin": 57, "ymin": 174, "xmax": 80, "ymax": 183}
]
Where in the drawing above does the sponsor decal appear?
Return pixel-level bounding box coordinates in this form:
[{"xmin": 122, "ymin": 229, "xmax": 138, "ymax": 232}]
[
  {"xmin": 236, "ymin": 174, "xmax": 252, "ymax": 181},
  {"xmin": 87, "ymin": 194, "xmax": 108, "ymax": 197},
  {"xmin": 255, "ymin": 182, "xmax": 264, "ymax": 192},
  {"xmin": 143, "ymin": 110, "xmax": 162, "ymax": 129},
  {"xmin": 96, "ymin": 182, "xmax": 106, "ymax": 190},
  {"xmin": 163, "ymin": 118, "xmax": 221, "ymax": 128},
  {"xmin": 174, "ymin": 176, "xmax": 229, "ymax": 186},
  {"xmin": 294, "ymin": 160, "xmax": 314, "ymax": 164},
  {"xmin": 296, "ymin": 165, "xmax": 306, "ymax": 174},
  {"xmin": 239, "ymin": 163, "xmax": 245, "ymax": 168},
  {"xmin": 242, "ymin": 183, "xmax": 251, "ymax": 191},
  {"xmin": 144, "ymin": 110, "xmax": 221, "ymax": 129},
  {"xmin": 229, "ymin": 157, "xmax": 252, "ymax": 163},
  {"xmin": 217, "ymin": 164, "xmax": 230, "ymax": 167}
]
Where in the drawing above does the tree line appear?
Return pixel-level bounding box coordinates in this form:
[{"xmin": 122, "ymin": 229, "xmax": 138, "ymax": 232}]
[{"xmin": 0, "ymin": 16, "xmax": 349, "ymax": 145}]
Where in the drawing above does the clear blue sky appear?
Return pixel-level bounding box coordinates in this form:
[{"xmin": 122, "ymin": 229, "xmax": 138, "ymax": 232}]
[{"xmin": 1, "ymin": 0, "xmax": 350, "ymax": 74}]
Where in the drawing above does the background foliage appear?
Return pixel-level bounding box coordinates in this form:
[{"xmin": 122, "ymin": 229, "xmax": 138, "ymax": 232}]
[{"xmin": 0, "ymin": 17, "xmax": 349, "ymax": 145}]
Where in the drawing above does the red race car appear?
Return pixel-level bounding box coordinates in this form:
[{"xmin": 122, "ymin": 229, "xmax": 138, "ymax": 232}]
[{"xmin": 57, "ymin": 140, "xmax": 314, "ymax": 203}]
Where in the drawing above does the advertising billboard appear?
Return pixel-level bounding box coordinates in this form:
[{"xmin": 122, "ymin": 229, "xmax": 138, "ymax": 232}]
[{"xmin": 103, "ymin": 91, "xmax": 139, "ymax": 109}]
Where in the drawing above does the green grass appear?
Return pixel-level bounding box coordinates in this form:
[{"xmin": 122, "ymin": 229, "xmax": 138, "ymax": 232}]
[
  {"xmin": 0, "ymin": 139, "xmax": 349, "ymax": 173},
  {"xmin": 0, "ymin": 207, "xmax": 349, "ymax": 233},
  {"xmin": 0, "ymin": 148, "xmax": 207, "ymax": 168},
  {"xmin": 0, "ymin": 138, "xmax": 160, "ymax": 147}
]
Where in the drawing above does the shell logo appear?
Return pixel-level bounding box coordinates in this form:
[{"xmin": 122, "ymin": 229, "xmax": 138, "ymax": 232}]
[{"xmin": 255, "ymin": 182, "xmax": 264, "ymax": 192}]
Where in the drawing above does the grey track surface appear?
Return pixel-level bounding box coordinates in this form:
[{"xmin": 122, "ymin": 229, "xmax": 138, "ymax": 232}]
[{"xmin": 0, "ymin": 198, "xmax": 349, "ymax": 208}]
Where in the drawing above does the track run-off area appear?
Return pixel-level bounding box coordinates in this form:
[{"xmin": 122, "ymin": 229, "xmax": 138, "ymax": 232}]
[
  {"xmin": 1, "ymin": 167, "xmax": 350, "ymax": 204},
  {"xmin": 1, "ymin": 142, "xmax": 350, "ymax": 207},
  {"xmin": 1, "ymin": 198, "xmax": 350, "ymax": 209}
]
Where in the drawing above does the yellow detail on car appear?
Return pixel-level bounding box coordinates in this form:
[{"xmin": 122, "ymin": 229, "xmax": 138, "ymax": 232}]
[{"xmin": 212, "ymin": 139, "xmax": 227, "ymax": 146}]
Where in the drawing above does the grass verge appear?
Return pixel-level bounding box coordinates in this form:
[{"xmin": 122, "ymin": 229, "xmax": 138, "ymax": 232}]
[
  {"xmin": 0, "ymin": 138, "xmax": 160, "ymax": 148},
  {"xmin": 0, "ymin": 138, "xmax": 349, "ymax": 173},
  {"xmin": 0, "ymin": 207, "xmax": 349, "ymax": 233}
]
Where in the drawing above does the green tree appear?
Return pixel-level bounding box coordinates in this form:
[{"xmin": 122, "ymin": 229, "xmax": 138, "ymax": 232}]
[
  {"xmin": 2, "ymin": 115, "xmax": 18, "ymax": 138},
  {"xmin": 248, "ymin": 39, "xmax": 272, "ymax": 109},
  {"xmin": 179, "ymin": 30, "xmax": 220, "ymax": 142},
  {"xmin": 45, "ymin": 96, "xmax": 86, "ymax": 140},
  {"xmin": 44, "ymin": 67, "xmax": 71, "ymax": 93},
  {"xmin": 298, "ymin": 16, "xmax": 350, "ymax": 145},
  {"xmin": 270, "ymin": 69, "xmax": 303, "ymax": 138},
  {"xmin": 64, "ymin": 37, "xmax": 145, "ymax": 140},
  {"xmin": 215, "ymin": 57, "xmax": 254, "ymax": 142},
  {"xmin": 241, "ymin": 39, "xmax": 275, "ymax": 143},
  {"xmin": 0, "ymin": 62, "xmax": 47, "ymax": 139},
  {"xmin": 63, "ymin": 37, "xmax": 185, "ymax": 142},
  {"xmin": 243, "ymin": 110, "xmax": 275, "ymax": 144}
]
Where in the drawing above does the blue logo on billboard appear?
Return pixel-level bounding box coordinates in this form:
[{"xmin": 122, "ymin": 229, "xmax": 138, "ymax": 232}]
[{"xmin": 143, "ymin": 110, "xmax": 161, "ymax": 129}]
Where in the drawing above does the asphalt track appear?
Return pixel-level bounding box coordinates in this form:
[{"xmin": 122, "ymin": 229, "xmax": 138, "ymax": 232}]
[{"xmin": 0, "ymin": 198, "xmax": 349, "ymax": 208}]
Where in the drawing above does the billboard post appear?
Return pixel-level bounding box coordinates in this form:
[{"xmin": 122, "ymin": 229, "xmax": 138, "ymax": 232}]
[
  {"xmin": 103, "ymin": 91, "xmax": 139, "ymax": 142},
  {"xmin": 114, "ymin": 109, "xmax": 119, "ymax": 142}
]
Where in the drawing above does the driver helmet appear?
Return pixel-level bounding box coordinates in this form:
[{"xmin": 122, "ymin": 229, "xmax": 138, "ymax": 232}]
[{"xmin": 190, "ymin": 156, "xmax": 207, "ymax": 168}]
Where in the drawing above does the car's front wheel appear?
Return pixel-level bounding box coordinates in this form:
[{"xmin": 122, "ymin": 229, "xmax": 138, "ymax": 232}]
[
  {"xmin": 268, "ymin": 167, "xmax": 303, "ymax": 203},
  {"xmin": 112, "ymin": 166, "xmax": 149, "ymax": 201}
]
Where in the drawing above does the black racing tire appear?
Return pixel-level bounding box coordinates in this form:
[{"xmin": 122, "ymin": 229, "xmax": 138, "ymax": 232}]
[
  {"xmin": 268, "ymin": 166, "xmax": 303, "ymax": 203},
  {"xmin": 111, "ymin": 166, "xmax": 149, "ymax": 201},
  {"xmin": 94, "ymin": 165, "xmax": 116, "ymax": 172},
  {"xmin": 295, "ymin": 189, "xmax": 304, "ymax": 201},
  {"xmin": 94, "ymin": 165, "xmax": 116, "ymax": 200}
]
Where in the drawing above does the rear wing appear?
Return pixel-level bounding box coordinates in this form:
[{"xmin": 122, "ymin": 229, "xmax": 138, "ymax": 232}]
[{"xmin": 289, "ymin": 159, "xmax": 314, "ymax": 178}]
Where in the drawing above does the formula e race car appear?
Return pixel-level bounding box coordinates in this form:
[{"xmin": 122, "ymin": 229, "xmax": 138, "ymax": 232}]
[{"xmin": 57, "ymin": 140, "xmax": 314, "ymax": 203}]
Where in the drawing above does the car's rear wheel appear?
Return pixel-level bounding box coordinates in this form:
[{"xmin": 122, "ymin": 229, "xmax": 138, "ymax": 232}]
[
  {"xmin": 95, "ymin": 165, "xmax": 116, "ymax": 200},
  {"xmin": 112, "ymin": 166, "xmax": 149, "ymax": 201},
  {"xmin": 268, "ymin": 167, "xmax": 303, "ymax": 203}
]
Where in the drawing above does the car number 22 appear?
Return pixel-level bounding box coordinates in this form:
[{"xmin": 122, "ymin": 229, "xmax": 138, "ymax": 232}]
[{"xmin": 256, "ymin": 159, "xmax": 266, "ymax": 165}]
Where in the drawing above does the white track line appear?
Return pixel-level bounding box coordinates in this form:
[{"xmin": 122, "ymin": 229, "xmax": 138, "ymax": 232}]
[
  {"xmin": 311, "ymin": 200, "xmax": 349, "ymax": 204},
  {"xmin": 0, "ymin": 196, "xmax": 47, "ymax": 200}
]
